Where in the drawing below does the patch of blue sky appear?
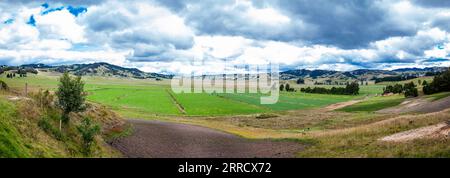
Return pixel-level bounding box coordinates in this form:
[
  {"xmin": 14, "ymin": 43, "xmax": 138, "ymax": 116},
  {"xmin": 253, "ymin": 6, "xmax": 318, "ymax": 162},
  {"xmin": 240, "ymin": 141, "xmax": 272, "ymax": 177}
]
[
  {"xmin": 41, "ymin": 3, "xmax": 49, "ymax": 9},
  {"xmin": 3, "ymin": 19, "xmax": 14, "ymax": 24},
  {"xmin": 40, "ymin": 4, "xmax": 87, "ymax": 17},
  {"xmin": 41, "ymin": 6, "xmax": 65, "ymax": 15},
  {"xmin": 67, "ymin": 6, "xmax": 87, "ymax": 17},
  {"xmin": 27, "ymin": 15, "xmax": 36, "ymax": 26},
  {"xmin": 71, "ymin": 44, "xmax": 103, "ymax": 52}
]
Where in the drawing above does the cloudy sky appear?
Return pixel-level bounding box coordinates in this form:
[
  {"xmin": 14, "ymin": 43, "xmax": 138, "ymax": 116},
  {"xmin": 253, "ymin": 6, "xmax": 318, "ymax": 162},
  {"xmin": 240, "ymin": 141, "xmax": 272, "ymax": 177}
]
[{"xmin": 0, "ymin": 0, "xmax": 450, "ymax": 74}]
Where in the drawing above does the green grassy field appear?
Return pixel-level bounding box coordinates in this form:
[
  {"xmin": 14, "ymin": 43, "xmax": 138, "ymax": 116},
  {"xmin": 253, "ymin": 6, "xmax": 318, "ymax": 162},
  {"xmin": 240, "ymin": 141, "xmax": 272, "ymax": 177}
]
[
  {"xmin": 87, "ymin": 87, "xmax": 181, "ymax": 116},
  {"xmin": 2, "ymin": 72, "xmax": 449, "ymax": 158},
  {"xmin": 1, "ymin": 73, "xmax": 385, "ymax": 117},
  {"xmin": 338, "ymin": 95, "xmax": 405, "ymax": 112},
  {"xmin": 0, "ymin": 99, "xmax": 30, "ymax": 157},
  {"xmin": 218, "ymin": 92, "xmax": 357, "ymax": 111},
  {"xmin": 424, "ymin": 92, "xmax": 450, "ymax": 101}
]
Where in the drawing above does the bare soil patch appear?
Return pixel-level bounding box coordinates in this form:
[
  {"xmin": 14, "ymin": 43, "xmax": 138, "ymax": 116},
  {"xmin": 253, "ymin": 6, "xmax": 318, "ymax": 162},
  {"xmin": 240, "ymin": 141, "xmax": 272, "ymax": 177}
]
[
  {"xmin": 324, "ymin": 99, "xmax": 364, "ymax": 111},
  {"xmin": 380, "ymin": 122, "xmax": 450, "ymax": 142},
  {"xmin": 110, "ymin": 119, "xmax": 304, "ymax": 158},
  {"xmin": 377, "ymin": 96, "xmax": 450, "ymax": 114}
]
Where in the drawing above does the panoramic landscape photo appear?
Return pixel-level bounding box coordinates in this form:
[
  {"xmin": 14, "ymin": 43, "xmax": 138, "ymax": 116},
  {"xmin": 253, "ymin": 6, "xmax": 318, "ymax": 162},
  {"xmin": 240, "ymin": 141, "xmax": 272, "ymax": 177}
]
[{"xmin": 0, "ymin": 0, "xmax": 449, "ymax": 158}]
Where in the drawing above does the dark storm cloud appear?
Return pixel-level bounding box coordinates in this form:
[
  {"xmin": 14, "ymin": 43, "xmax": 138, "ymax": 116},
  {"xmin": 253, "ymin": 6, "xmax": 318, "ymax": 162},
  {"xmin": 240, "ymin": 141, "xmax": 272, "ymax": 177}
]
[
  {"xmin": 83, "ymin": 10, "xmax": 133, "ymax": 32},
  {"xmin": 273, "ymin": 0, "xmax": 418, "ymax": 48},
  {"xmin": 432, "ymin": 16, "xmax": 450, "ymax": 31},
  {"xmin": 154, "ymin": 0, "xmax": 417, "ymax": 49},
  {"xmin": 154, "ymin": 0, "xmax": 312, "ymax": 45}
]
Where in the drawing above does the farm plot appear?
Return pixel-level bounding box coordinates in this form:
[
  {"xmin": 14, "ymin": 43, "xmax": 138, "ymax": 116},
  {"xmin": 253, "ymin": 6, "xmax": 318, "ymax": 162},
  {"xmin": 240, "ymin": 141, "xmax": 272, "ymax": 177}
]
[
  {"xmin": 172, "ymin": 93, "xmax": 268, "ymax": 116},
  {"xmin": 87, "ymin": 87, "xmax": 181, "ymax": 116},
  {"xmin": 338, "ymin": 95, "xmax": 405, "ymax": 112},
  {"xmin": 218, "ymin": 92, "xmax": 358, "ymax": 111}
]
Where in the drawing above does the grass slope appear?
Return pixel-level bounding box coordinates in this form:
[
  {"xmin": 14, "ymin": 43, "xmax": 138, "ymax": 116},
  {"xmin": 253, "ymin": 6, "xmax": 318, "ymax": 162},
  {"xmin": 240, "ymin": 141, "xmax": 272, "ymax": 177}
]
[
  {"xmin": 0, "ymin": 99, "xmax": 30, "ymax": 157},
  {"xmin": 424, "ymin": 92, "xmax": 450, "ymax": 101},
  {"xmin": 297, "ymin": 109, "xmax": 450, "ymax": 157},
  {"xmin": 0, "ymin": 93, "xmax": 123, "ymax": 158},
  {"xmin": 338, "ymin": 95, "xmax": 405, "ymax": 112}
]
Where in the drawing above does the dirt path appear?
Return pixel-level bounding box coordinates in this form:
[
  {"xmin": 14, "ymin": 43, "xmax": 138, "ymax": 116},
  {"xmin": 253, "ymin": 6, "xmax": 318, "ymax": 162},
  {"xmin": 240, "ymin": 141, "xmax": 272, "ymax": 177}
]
[
  {"xmin": 380, "ymin": 122, "xmax": 450, "ymax": 142},
  {"xmin": 110, "ymin": 119, "xmax": 304, "ymax": 158},
  {"xmin": 324, "ymin": 99, "xmax": 365, "ymax": 111},
  {"xmin": 377, "ymin": 96, "xmax": 450, "ymax": 114}
]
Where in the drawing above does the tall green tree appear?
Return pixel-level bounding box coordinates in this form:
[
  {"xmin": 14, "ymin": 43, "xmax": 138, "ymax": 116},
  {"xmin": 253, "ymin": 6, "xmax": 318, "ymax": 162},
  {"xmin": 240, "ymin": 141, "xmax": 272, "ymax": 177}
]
[
  {"xmin": 56, "ymin": 72, "xmax": 86, "ymax": 126},
  {"xmin": 345, "ymin": 82, "xmax": 359, "ymax": 95},
  {"xmin": 423, "ymin": 67, "xmax": 450, "ymax": 95},
  {"xmin": 285, "ymin": 83, "xmax": 291, "ymax": 91},
  {"xmin": 404, "ymin": 82, "xmax": 418, "ymax": 97},
  {"xmin": 279, "ymin": 84, "xmax": 284, "ymax": 91}
]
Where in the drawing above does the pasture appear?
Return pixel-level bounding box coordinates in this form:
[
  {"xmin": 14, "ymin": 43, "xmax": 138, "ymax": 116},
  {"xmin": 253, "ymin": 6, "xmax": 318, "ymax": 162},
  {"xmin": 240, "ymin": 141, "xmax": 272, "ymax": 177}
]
[
  {"xmin": 338, "ymin": 95, "xmax": 405, "ymax": 112},
  {"xmin": 0, "ymin": 72, "xmax": 385, "ymax": 117}
]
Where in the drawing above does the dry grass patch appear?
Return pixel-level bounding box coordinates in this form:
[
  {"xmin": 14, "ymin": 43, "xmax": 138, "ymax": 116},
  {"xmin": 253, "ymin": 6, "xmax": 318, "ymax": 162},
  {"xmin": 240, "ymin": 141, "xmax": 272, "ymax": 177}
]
[{"xmin": 298, "ymin": 109, "xmax": 450, "ymax": 157}]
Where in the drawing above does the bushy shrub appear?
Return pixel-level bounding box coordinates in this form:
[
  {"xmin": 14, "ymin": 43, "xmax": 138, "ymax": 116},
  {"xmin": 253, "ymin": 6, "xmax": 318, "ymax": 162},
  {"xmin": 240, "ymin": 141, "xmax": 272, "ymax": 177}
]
[
  {"xmin": 383, "ymin": 83, "xmax": 403, "ymax": 94},
  {"xmin": 285, "ymin": 83, "xmax": 291, "ymax": 91},
  {"xmin": 38, "ymin": 117, "xmax": 66, "ymax": 141},
  {"xmin": 32, "ymin": 90, "xmax": 54, "ymax": 109},
  {"xmin": 77, "ymin": 117, "xmax": 100, "ymax": 156},
  {"xmin": 280, "ymin": 83, "xmax": 295, "ymax": 92},
  {"xmin": 423, "ymin": 68, "xmax": 450, "ymax": 95},
  {"xmin": 404, "ymin": 82, "xmax": 418, "ymax": 97},
  {"xmin": 0, "ymin": 80, "xmax": 8, "ymax": 90}
]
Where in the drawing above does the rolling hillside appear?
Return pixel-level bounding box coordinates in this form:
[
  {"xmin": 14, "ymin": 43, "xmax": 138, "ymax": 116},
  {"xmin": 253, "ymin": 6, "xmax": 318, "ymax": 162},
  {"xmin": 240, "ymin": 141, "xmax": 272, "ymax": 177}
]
[
  {"xmin": 281, "ymin": 67, "xmax": 448, "ymax": 82},
  {"xmin": 0, "ymin": 88, "xmax": 127, "ymax": 158},
  {"xmin": 1, "ymin": 63, "xmax": 172, "ymax": 79}
]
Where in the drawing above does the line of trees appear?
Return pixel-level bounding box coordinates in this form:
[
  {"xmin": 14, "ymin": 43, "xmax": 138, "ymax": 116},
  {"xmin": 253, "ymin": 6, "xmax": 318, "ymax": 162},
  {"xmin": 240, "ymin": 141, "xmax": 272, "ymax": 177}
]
[
  {"xmin": 300, "ymin": 82, "xmax": 359, "ymax": 95},
  {"xmin": 383, "ymin": 81, "xmax": 418, "ymax": 97},
  {"xmin": 404, "ymin": 82, "xmax": 418, "ymax": 97},
  {"xmin": 6, "ymin": 73, "xmax": 16, "ymax": 78},
  {"xmin": 5, "ymin": 73, "xmax": 28, "ymax": 78},
  {"xmin": 423, "ymin": 68, "xmax": 450, "ymax": 95},
  {"xmin": 280, "ymin": 83, "xmax": 295, "ymax": 92},
  {"xmin": 375, "ymin": 75, "xmax": 417, "ymax": 83},
  {"xmin": 383, "ymin": 83, "xmax": 403, "ymax": 94}
]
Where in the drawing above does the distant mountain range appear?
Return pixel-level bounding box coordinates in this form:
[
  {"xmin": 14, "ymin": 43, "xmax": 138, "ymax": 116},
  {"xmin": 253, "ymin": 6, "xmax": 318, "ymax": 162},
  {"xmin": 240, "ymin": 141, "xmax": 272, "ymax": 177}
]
[
  {"xmin": 9, "ymin": 62, "xmax": 173, "ymax": 79},
  {"xmin": 1, "ymin": 62, "xmax": 448, "ymax": 81},
  {"xmin": 280, "ymin": 67, "xmax": 448, "ymax": 81}
]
